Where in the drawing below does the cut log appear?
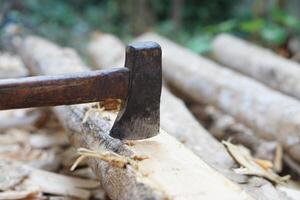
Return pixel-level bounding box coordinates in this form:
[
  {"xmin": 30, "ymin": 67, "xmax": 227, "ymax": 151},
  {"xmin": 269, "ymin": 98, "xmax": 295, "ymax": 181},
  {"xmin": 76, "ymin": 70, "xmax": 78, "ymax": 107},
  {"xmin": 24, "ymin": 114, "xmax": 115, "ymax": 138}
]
[
  {"xmin": 18, "ymin": 35, "xmax": 254, "ymax": 200},
  {"xmin": 135, "ymin": 32, "xmax": 300, "ymax": 165},
  {"xmin": 212, "ymin": 33, "xmax": 300, "ymax": 100},
  {"xmin": 87, "ymin": 33, "xmax": 289, "ymax": 200}
]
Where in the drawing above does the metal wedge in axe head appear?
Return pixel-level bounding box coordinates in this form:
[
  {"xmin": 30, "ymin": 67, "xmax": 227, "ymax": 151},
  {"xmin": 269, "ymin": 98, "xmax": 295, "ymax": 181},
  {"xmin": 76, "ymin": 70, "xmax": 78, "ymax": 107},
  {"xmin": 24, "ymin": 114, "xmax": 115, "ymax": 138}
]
[{"xmin": 0, "ymin": 41, "xmax": 162, "ymax": 140}]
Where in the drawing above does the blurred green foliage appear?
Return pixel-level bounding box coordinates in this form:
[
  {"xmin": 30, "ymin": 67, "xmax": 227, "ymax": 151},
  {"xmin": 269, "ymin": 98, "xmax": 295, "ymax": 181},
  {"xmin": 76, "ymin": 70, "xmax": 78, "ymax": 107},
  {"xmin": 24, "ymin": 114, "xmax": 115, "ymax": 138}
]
[{"xmin": 1, "ymin": 0, "xmax": 300, "ymax": 54}]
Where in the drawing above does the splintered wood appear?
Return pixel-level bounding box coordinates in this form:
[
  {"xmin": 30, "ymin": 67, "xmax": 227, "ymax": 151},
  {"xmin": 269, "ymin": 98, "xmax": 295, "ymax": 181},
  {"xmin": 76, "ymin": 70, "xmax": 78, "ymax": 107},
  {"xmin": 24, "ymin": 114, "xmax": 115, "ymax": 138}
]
[
  {"xmin": 71, "ymin": 147, "xmax": 147, "ymax": 170},
  {"xmin": 223, "ymin": 141, "xmax": 289, "ymax": 184},
  {"xmin": 0, "ymin": 160, "xmax": 100, "ymax": 199}
]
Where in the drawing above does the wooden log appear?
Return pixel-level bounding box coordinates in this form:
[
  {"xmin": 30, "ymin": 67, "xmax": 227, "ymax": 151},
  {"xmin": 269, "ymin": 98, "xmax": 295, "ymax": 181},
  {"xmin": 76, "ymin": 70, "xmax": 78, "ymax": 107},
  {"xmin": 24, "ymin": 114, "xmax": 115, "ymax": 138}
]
[
  {"xmin": 212, "ymin": 33, "xmax": 300, "ymax": 100},
  {"xmin": 18, "ymin": 36, "xmax": 254, "ymax": 200},
  {"xmin": 0, "ymin": 53, "xmax": 28, "ymax": 78},
  {"xmin": 189, "ymin": 104, "xmax": 278, "ymax": 161},
  {"xmin": 87, "ymin": 32, "xmax": 125, "ymax": 69},
  {"xmin": 87, "ymin": 33, "xmax": 289, "ymax": 200},
  {"xmin": 135, "ymin": 32, "xmax": 300, "ymax": 165}
]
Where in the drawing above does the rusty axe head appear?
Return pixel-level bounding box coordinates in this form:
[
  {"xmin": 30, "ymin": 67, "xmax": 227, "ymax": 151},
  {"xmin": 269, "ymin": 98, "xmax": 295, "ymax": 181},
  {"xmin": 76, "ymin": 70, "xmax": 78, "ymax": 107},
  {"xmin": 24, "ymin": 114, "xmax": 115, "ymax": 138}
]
[{"xmin": 110, "ymin": 41, "xmax": 162, "ymax": 140}]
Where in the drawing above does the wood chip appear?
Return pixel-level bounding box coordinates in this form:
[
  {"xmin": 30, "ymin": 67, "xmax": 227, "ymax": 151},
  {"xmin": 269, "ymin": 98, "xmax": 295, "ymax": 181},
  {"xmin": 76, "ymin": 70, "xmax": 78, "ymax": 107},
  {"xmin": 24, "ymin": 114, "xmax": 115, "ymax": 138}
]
[
  {"xmin": 253, "ymin": 158, "xmax": 273, "ymax": 170},
  {"xmin": 70, "ymin": 148, "xmax": 131, "ymax": 170},
  {"xmin": 0, "ymin": 187, "xmax": 40, "ymax": 200},
  {"xmin": 0, "ymin": 160, "xmax": 29, "ymax": 191},
  {"xmin": 223, "ymin": 141, "xmax": 290, "ymax": 184},
  {"xmin": 24, "ymin": 167, "xmax": 100, "ymax": 199},
  {"xmin": 273, "ymin": 143, "xmax": 283, "ymax": 172}
]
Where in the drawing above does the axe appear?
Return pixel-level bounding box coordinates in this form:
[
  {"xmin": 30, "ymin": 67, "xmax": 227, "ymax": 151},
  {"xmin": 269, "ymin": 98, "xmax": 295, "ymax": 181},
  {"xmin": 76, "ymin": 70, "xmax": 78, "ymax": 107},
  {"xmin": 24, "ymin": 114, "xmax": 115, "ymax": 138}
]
[{"xmin": 0, "ymin": 42, "xmax": 162, "ymax": 140}]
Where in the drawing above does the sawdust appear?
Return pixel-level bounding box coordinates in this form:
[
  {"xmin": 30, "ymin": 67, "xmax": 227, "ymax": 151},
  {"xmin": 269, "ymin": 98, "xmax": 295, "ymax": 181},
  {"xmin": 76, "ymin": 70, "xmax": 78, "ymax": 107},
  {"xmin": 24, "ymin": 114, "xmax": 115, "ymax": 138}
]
[
  {"xmin": 253, "ymin": 158, "xmax": 273, "ymax": 170},
  {"xmin": 0, "ymin": 186, "xmax": 40, "ymax": 200},
  {"xmin": 223, "ymin": 141, "xmax": 290, "ymax": 184}
]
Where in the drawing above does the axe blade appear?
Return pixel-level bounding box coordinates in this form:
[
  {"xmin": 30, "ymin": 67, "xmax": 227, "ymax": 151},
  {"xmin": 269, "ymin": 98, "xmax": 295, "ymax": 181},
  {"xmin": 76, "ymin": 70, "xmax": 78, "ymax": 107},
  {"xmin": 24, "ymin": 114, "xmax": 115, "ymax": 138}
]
[{"xmin": 110, "ymin": 41, "xmax": 162, "ymax": 140}]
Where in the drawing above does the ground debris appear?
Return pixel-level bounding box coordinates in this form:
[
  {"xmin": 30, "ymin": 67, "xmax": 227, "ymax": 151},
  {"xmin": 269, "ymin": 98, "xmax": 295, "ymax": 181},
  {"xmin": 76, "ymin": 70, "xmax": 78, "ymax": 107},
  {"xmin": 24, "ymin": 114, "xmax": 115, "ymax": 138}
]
[
  {"xmin": 0, "ymin": 186, "xmax": 40, "ymax": 200},
  {"xmin": 0, "ymin": 110, "xmax": 105, "ymax": 199},
  {"xmin": 223, "ymin": 141, "xmax": 290, "ymax": 184}
]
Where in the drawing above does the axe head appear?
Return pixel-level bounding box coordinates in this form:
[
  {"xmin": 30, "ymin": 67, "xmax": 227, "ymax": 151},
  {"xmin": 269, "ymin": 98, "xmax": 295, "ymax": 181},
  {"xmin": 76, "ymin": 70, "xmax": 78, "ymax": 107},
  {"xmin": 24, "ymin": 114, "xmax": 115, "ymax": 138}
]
[{"xmin": 110, "ymin": 41, "xmax": 162, "ymax": 140}]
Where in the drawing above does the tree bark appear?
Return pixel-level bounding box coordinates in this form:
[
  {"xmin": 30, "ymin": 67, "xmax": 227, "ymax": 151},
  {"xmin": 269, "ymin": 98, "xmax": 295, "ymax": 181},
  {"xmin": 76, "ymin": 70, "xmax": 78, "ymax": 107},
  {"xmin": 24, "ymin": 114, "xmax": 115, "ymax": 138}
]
[
  {"xmin": 17, "ymin": 36, "xmax": 255, "ymax": 200},
  {"xmin": 135, "ymin": 32, "xmax": 300, "ymax": 166},
  {"xmin": 87, "ymin": 33, "xmax": 290, "ymax": 200},
  {"xmin": 212, "ymin": 34, "xmax": 300, "ymax": 100},
  {"xmin": 189, "ymin": 104, "xmax": 278, "ymax": 161}
]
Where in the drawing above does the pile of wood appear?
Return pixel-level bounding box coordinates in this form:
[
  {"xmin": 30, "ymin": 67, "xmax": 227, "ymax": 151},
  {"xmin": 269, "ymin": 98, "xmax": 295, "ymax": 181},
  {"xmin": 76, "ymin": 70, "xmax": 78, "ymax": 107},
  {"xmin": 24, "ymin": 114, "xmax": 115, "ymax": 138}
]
[{"xmin": 0, "ymin": 31, "xmax": 299, "ymax": 200}]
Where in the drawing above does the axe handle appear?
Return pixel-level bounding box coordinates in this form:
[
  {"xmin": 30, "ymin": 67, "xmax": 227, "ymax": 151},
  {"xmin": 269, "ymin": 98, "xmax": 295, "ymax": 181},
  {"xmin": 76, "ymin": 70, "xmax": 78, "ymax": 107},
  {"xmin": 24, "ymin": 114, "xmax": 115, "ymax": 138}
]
[{"xmin": 0, "ymin": 68, "xmax": 129, "ymax": 110}]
